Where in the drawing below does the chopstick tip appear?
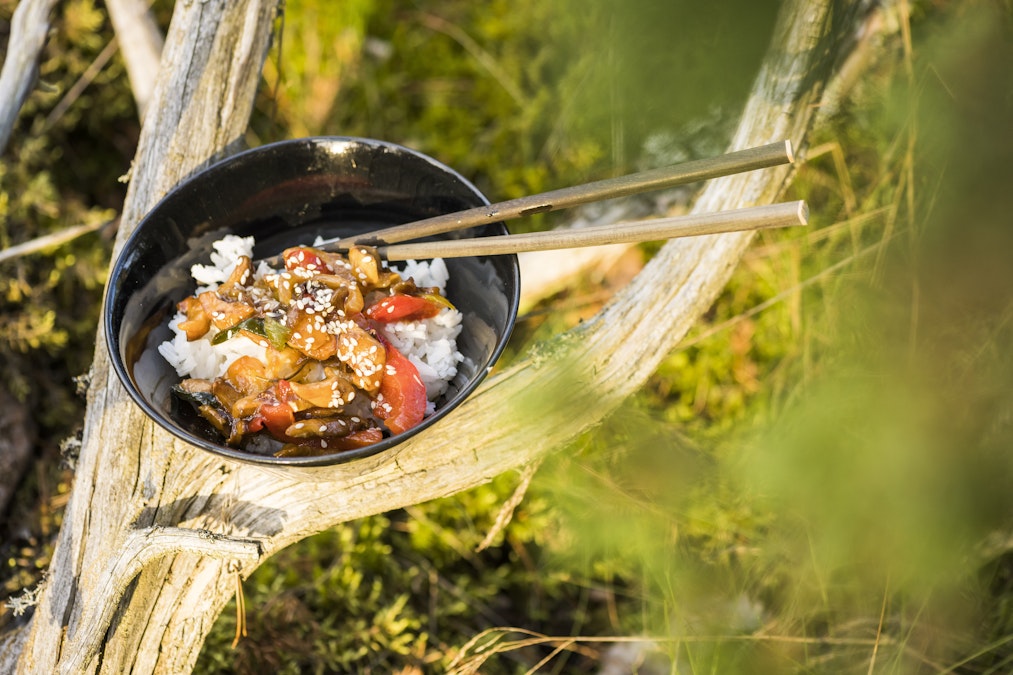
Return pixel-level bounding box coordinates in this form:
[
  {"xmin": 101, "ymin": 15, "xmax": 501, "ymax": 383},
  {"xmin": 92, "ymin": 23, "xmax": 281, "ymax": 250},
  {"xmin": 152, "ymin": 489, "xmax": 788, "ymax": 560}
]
[
  {"xmin": 784, "ymin": 139, "xmax": 795, "ymax": 164},
  {"xmin": 797, "ymin": 200, "xmax": 809, "ymax": 225}
]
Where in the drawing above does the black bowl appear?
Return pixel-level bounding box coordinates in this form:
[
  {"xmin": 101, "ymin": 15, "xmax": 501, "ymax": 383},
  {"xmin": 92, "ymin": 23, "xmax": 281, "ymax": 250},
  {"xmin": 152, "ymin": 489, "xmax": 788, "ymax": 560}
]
[{"xmin": 105, "ymin": 137, "xmax": 519, "ymax": 467}]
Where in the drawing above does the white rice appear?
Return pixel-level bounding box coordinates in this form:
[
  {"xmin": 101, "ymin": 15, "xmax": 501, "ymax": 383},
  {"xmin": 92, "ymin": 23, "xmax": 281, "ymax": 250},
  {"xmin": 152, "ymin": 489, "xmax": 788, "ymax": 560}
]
[
  {"xmin": 157, "ymin": 325, "xmax": 268, "ymax": 381},
  {"xmin": 190, "ymin": 235, "xmax": 255, "ymax": 291},
  {"xmin": 386, "ymin": 258, "xmax": 463, "ymax": 406},
  {"xmin": 396, "ymin": 257, "xmax": 450, "ymax": 294},
  {"xmin": 158, "ymin": 236, "xmax": 266, "ymax": 380},
  {"xmin": 157, "ymin": 237, "xmax": 462, "ymax": 412}
]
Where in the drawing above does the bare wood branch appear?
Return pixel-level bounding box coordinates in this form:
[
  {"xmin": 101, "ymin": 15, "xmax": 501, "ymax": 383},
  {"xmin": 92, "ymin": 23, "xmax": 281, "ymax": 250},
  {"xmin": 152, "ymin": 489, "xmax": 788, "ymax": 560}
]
[
  {"xmin": 104, "ymin": 0, "xmax": 164, "ymax": 118},
  {"xmin": 0, "ymin": 0, "xmax": 59, "ymax": 154},
  {"xmin": 0, "ymin": 219, "xmax": 111, "ymax": 263},
  {"xmin": 518, "ymin": 244, "xmax": 633, "ymax": 309},
  {"xmin": 61, "ymin": 527, "xmax": 261, "ymax": 674}
]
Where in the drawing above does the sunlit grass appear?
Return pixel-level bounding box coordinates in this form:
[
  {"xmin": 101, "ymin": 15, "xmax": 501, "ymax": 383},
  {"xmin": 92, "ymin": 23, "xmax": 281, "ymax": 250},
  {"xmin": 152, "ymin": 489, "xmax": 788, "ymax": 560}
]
[{"xmin": 511, "ymin": 4, "xmax": 1013, "ymax": 674}]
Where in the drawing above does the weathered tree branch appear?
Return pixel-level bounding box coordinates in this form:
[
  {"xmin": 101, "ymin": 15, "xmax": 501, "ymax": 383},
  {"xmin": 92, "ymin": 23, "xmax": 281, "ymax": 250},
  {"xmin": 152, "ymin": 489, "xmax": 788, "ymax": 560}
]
[
  {"xmin": 60, "ymin": 527, "xmax": 261, "ymax": 674},
  {"xmin": 0, "ymin": 0, "xmax": 59, "ymax": 154},
  {"xmin": 1, "ymin": 0, "xmax": 869, "ymax": 672},
  {"xmin": 104, "ymin": 0, "xmax": 164, "ymax": 119}
]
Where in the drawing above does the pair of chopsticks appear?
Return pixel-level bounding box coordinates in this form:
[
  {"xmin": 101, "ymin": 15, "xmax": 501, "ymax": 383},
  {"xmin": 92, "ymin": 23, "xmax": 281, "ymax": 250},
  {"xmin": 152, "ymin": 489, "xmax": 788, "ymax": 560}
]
[{"xmin": 265, "ymin": 140, "xmax": 805, "ymax": 264}]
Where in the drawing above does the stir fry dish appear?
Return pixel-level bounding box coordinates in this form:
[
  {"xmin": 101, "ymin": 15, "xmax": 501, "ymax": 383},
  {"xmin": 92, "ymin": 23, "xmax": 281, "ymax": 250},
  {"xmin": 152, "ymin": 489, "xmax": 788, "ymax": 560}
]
[{"xmin": 161, "ymin": 238, "xmax": 463, "ymax": 457}]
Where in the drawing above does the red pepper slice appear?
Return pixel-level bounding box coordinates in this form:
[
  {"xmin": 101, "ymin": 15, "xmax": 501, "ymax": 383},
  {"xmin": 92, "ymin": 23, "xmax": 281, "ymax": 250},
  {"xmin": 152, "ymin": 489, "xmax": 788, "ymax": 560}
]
[
  {"xmin": 282, "ymin": 246, "xmax": 332, "ymax": 274},
  {"xmin": 374, "ymin": 341, "xmax": 427, "ymax": 435},
  {"xmin": 366, "ymin": 294, "xmax": 448, "ymax": 322},
  {"xmin": 249, "ymin": 379, "xmax": 296, "ymax": 439}
]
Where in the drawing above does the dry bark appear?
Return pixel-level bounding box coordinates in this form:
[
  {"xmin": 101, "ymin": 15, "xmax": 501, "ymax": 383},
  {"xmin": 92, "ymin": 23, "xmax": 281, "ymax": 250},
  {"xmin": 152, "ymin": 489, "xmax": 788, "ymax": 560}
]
[
  {"xmin": 1, "ymin": 0, "xmax": 868, "ymax": 672},
  {"xmin": 104, "ymin": 0, "xmax": 165, "ymax": 119},
  {"xmin": 0, "ymin": 0, "xmax": 60, "ymax": 154}
]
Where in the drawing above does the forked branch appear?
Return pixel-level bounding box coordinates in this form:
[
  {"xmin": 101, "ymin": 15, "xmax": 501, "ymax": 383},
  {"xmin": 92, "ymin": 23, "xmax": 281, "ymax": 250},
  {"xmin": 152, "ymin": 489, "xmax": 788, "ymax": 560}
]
[{"xmin": 1, "ymin": 0, "xmax": 869, "ymax": 672}]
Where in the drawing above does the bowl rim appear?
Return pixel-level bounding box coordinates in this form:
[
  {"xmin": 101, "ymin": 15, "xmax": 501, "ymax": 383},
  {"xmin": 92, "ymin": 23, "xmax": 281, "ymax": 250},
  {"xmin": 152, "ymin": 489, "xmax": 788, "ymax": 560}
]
[{"xmin": 104, "ymin": 135, "xmax": 520, "ymax": 467}]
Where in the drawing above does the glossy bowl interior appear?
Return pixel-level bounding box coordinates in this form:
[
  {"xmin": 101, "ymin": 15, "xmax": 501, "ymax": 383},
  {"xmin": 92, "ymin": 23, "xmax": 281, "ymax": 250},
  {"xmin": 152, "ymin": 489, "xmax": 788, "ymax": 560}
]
[{"xmin": 105, "ymin": 137, "xmax": 519, "ymax": 466}]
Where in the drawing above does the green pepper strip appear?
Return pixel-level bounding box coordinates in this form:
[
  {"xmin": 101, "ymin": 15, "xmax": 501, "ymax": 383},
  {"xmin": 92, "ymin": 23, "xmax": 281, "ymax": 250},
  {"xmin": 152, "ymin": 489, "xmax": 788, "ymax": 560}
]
[
  {"xmin": 421, "ymin": 292, "xmax": 455, "ymax": 311},
  {"xmin": 211, "ymin": 316, "xmax": 290, "ymax": 351}
]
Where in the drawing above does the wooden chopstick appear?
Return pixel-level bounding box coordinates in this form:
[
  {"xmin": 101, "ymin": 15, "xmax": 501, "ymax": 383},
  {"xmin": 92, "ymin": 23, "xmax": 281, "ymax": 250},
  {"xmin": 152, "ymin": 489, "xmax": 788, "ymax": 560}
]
[
  {"xmin": 379, "ymin": 201, "xmax": 808, "ymax": 261},
  {"xmin": 328, "ymin": 140, "xmax": 795, "ymax": 249}
]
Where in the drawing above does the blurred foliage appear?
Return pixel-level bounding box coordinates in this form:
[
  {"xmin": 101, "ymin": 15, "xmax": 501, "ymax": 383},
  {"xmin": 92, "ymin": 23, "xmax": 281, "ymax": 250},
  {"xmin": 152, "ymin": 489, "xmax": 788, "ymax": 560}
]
[
  {"xmin": 0, "ymin": 0, "xmax": 130, "ymax": 433},
  {"xmin": 523, "ymin": 1, "xmax": 1013, "ymax": 672},
  {"xmin": 3, "ymin": 0, "xmax": 1012, "ymax": 674},
  {"xmin": 252, "ymin": 0, "xmax": 776, "ymax": 215}
]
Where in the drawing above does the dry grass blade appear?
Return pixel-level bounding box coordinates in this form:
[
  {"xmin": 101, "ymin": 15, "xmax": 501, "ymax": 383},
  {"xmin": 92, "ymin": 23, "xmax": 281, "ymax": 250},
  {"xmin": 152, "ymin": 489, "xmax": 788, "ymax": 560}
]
[
  {"xmin": 446, "ymin": 626, "xmax": 915, "ymax": 674},
  {"xmin": 447, "ymin": 627, "xmax": 602, "ymax": 674},
  {"xmin": 678, "ymin": 228, "xmax": 898, "ymax": 351},
  {"xmin": 475, "ymin": 459, "xmax": 542, "ymax": 553},
  {"xmin": 0, "ymin": 219, "xmax": 113, "ymax": 264},
  {"xmin": 43, "ymin": 38, "xmax": 120, "ymax": 131}
]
